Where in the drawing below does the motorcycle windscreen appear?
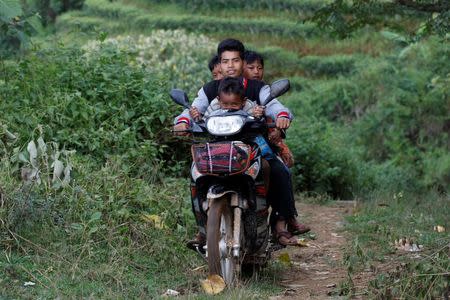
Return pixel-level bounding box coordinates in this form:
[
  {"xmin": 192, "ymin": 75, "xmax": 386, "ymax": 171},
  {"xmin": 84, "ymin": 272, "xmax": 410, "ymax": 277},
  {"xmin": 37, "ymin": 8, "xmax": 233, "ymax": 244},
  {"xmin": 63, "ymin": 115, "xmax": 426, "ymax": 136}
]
[{"xmin": 191, "ymin": 142, "xmax": 251, "ymax": 175}]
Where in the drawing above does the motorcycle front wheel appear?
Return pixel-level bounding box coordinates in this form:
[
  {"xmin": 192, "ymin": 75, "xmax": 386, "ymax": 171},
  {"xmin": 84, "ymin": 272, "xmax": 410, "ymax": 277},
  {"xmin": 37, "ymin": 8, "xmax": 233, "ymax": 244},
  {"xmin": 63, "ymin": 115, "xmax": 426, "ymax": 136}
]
[{"xmin": 207, "ymin": 196, "xmax": 240, "ymax": 285}]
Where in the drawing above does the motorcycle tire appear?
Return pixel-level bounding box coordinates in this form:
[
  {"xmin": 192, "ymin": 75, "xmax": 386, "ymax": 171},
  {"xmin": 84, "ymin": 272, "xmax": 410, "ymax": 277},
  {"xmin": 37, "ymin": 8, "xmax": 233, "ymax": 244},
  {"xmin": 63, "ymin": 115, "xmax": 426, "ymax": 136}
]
[{"xmin": 207, "ymin": 196, "xmax": 240, "ymax": 285}]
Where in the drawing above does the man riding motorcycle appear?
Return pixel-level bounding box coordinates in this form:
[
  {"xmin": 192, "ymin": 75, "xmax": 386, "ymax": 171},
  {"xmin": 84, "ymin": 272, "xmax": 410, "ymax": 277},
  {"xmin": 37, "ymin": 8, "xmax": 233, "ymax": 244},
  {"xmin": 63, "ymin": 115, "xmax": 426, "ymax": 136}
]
[{"xmin": 173, "ymin": 38, "xmax": 309, "ymax": 247}]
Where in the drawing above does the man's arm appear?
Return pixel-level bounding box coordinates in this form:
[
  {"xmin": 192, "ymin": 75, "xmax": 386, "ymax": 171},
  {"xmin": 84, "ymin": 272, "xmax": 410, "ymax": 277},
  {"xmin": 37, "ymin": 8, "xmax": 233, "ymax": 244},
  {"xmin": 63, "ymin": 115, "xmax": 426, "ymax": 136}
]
[{"xmin": 259, "ymin": 85, "xmax": 293, "ymax": 129}]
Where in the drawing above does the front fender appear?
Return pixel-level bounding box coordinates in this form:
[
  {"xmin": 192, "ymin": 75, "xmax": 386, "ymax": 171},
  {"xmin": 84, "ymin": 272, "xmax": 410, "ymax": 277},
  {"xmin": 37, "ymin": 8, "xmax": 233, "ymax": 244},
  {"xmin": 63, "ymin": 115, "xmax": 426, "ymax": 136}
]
[{"xmin": 203, "ymin": 184, "xmax": 238, "ymax": 212}]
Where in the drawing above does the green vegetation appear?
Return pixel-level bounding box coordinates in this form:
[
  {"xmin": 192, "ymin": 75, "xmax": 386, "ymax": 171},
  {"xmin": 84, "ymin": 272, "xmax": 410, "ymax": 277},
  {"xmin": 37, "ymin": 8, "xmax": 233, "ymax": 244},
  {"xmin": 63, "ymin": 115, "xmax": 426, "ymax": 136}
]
[
  {"xmin": 313, "ymin": 0, "xmax": 449, "ymax": 38},
  {"xmin": 56, "ymin": 0, "xmax": 318, "ymax": 40},
  {"xmin": 342, "ymin": 191, "xmax": 449, "ymax": 298},
  {"xmin": 0, "ymin": 0, "xmax": 448, "ymax": 298}
]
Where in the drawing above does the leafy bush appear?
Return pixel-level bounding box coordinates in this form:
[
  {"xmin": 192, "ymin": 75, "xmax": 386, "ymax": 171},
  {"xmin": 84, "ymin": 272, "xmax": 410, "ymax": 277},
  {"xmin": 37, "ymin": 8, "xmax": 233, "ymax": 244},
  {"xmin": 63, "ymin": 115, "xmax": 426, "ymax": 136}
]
[
  {"xmin": 0, "ymin": 137, "xmax": 198, "ymax": 298},
  {"xmin": 285, "ymin": 115, "xmax": 361, "ymax": 198},
  {"xmin": 0, "ymin": 27, "xmax": 210, "ymax": 292},
  {"xmin": 82, "ymin": 30, "xmax": 215, "ymax": 95},
  {"xmin": 26, "ymin": 0, "xmax": 85, "ymax": 25},
  {"xmin": 1, "ymin": 47, "xmax": 162, "ymax": 166},
  {"xmin": 0, "ymin": 0, "xmax": 41, "ymax": 57},
  {"xmin": 287, "ymin": 38, "xmax": 449, "ymax": 192}
]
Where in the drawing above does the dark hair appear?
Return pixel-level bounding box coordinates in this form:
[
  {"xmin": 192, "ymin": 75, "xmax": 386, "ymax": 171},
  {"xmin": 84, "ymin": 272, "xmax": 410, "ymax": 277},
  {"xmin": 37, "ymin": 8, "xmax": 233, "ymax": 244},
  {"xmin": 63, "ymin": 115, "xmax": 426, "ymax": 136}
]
[
  {"xmin": 218, "ymin": 77, "xmax": 244, "ymax": 99},
  {"xmin": 244, "ymin": 50, "xmax": 264, "ymax": 67},
  {"xmin": 217, "ymin": 38, "xmax": 245, "ymax": 60},
  {"xmin": 208, "ymin": 54, "xmax": 220, "ymax": 72}
]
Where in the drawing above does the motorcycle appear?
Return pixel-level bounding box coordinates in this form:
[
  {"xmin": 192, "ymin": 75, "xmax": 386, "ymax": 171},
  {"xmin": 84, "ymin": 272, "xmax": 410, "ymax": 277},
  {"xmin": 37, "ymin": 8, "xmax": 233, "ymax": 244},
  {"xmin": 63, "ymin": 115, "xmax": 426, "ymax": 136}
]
[{"xmin": 170, "ymin": 79, "xmax": 291, "ymax": 285}]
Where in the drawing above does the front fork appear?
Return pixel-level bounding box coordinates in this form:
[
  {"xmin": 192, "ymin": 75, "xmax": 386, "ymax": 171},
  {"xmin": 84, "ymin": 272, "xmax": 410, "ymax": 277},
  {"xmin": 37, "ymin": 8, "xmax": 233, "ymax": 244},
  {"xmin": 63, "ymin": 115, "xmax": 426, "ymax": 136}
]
[{"xmin": 231, "ymin": 194, "xmax": 242, "ymax": 258}]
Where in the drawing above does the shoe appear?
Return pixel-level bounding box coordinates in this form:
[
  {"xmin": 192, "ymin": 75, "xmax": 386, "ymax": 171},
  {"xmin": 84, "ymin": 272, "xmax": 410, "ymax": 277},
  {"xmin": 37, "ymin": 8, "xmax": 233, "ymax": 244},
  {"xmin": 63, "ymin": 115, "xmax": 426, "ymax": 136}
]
[
  {"xmin": 186, "ymin": 232, "xmax": 206, "ymax": 252},
  {"xmin": 287, "ymin": 218, "xmax": 310, "ymax": 235}
]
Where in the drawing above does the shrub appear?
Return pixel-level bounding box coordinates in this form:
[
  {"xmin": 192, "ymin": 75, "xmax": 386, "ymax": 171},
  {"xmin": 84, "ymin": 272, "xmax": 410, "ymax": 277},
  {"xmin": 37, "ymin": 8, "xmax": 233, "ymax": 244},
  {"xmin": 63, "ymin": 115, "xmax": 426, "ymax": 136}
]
[
  {"xmin": 286, "ymin": 116, "xmax": 361, "ymax": 198},
  {"xmin": 0, "ymin": 137, "xmax": 198, "ymax": 298},
  {"xmin": 0, "ymin": 31, "xmax": 215, "ymax": 176},
  {"xmin": 288, "ymin": 38, "xmax": 449, "ymax": 192},
  {"xmin": 26, "ymin": 0, "xmax": 85, "ymax": 25},
  {"xmin": 82, "ymin": 30, "xmax": 215, "ymax": 96}
]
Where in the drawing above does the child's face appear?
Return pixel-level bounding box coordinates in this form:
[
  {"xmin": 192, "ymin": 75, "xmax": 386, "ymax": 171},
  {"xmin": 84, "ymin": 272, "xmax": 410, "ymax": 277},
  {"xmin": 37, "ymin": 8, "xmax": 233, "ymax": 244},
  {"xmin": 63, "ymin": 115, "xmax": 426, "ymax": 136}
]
[
  {"xmin": 244, "ymin": 60, "xmax": 264, "ymax": 81},
  {"xmin": 220, "ymin": 51, "xmax": 243, "ymax": 78},
  {"xmin": 218, "ymin": 92, "xmax": 244, "ymax": 110},
  {"xmin": 212, "ymin": 64, "xmax": 223, "ymax": 80}
]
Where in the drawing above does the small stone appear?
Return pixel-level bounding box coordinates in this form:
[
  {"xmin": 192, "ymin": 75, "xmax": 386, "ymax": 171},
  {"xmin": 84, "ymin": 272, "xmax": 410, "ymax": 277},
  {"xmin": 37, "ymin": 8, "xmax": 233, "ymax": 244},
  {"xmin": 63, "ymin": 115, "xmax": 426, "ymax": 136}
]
[
  {"xmin": 163, "ymin": 289, "xmax": 179, "ymax": 296},
  {"xmin": 23, "ymin": 281, "xmax": 35, "ymax": 287},
  {"xmin": 284, "ymin": 289, "xmax": 296, "ymax": 296}
]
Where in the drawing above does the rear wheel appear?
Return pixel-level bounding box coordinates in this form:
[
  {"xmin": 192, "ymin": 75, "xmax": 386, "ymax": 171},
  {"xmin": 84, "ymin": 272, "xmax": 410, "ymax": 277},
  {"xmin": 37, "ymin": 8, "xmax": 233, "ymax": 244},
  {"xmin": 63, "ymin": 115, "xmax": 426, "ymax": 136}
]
[{"xmin": 207, "ymin": 197, "xmax": 240, "ymax": 285}]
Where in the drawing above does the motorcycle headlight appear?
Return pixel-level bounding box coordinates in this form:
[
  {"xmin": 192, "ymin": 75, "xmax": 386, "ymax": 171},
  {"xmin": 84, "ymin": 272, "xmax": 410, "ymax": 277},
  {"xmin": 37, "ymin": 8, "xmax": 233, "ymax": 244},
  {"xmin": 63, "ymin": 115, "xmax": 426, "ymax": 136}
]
[{"xmin": 206, "ymin": 115, "xmax": 245, "ymax": 136}]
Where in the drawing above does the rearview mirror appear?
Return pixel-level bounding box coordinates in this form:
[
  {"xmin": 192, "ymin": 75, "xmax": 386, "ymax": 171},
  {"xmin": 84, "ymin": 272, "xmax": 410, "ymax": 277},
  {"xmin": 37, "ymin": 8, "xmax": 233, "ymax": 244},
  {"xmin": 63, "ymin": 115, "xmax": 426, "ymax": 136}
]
[
  {"xmin": 170, "ymin": 89, "xmax": 190, "ymax": 109},
  {"xmin": 261, "ymin": 79, "xmax": 290, "ymax": 106}
]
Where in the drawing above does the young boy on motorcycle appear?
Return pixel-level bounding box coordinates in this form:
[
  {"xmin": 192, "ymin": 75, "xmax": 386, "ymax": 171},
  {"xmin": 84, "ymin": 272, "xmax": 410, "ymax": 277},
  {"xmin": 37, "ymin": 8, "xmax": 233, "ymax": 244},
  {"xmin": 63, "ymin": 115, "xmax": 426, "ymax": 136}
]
[
  {"xmin": 208, "ymin": 54, "xmax": 224, "ymax": 81},
  {"xmin": 174, "ymin": 39, "xmax": 309, "ymax": 247},
  {"xmin": 243, "ymin": 50, "xmax": 295, "ymax": 169},
  {"xmin": 243, "ymin": 50, "xmax": 264, "ymax": 81}
]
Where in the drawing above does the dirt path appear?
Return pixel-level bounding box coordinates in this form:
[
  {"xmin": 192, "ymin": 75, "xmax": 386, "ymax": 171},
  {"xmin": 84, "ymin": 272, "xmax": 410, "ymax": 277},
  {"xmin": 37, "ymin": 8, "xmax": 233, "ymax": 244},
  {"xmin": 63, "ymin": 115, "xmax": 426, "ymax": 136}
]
[{"xmin": 270, "ymin": 201, "xmax": 357, "ymax": 300}]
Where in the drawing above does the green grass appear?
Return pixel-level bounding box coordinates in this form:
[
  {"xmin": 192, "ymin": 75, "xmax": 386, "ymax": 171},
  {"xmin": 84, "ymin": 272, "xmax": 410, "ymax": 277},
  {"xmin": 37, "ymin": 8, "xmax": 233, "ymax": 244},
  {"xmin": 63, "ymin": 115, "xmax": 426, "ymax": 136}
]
[
  {"xmin": 341, "ymin": 191, "xmax": 450, "ymax": 298},
  {"xmin": 78, "ymin": 0, "xmax": 319, "ymax": 38}
]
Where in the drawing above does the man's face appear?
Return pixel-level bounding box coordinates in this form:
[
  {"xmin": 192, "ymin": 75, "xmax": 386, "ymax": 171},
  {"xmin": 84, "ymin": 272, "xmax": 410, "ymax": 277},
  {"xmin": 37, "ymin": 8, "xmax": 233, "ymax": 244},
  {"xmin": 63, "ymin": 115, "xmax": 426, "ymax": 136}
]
[
  {"xmin": 218, "ymin": 92, "xmax": 244, "ymax": 110},
  {"xmin": 220, "ymin": 51, "xmax": 243, "ymax": 78},
  {"xmin": 244, "ymin": 60, "xmax": 264, "ymax": 81},
  {"xmin": 212, "ymin": 64, "xmax": 223, "ymax": 80}
]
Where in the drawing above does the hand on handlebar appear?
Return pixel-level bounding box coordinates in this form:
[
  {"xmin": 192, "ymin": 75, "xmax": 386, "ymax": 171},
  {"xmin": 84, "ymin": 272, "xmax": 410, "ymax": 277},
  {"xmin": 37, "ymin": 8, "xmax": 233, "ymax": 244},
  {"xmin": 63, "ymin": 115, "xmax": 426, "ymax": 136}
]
[
  {"xmin": 173, "ymin": 122, "xmax": 190, "ymax": 136},
  {"xmin": 268, "ymin": 128, "xmax": 282, "ymax": 144},
  {"xmin": 189, "ymin": 107, "xmax": 202, "ymax": 122},
  {"xmin": 276, "ymin": 117, "xmax": 290, "ymax": 129},
  {"xmin": 252, "ymin": 105, "xmax": 265, "ymax": 118}
]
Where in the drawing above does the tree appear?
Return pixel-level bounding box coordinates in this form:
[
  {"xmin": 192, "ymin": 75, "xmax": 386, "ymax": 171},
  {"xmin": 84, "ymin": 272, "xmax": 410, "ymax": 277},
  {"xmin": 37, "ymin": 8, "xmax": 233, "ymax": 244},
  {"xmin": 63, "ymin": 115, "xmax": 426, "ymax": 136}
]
[
  {"xmin": 30, "ymin": 0, "xmax": 85, "ymax": 26},
  {"xmin": 312, "ymin": 0, "xmax": 449, "ymax": 39},
  {"xmin": 0, "ymin": 0, "xmax": 85, "ymax": 57},
  {"xmin": 0, "ymin": 0, "xmax": 40, "ymax": 57}
]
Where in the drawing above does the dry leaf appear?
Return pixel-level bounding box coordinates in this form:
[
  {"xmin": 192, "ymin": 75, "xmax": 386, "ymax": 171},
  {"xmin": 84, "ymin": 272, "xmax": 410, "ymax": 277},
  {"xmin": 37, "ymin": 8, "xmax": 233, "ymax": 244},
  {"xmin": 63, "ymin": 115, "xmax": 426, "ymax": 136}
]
[
  {"xmin": 2, "ymin": 125, "xmax": 16, "ymax": 140},
  {"xmin": 192, "ymin": 265, "xmax": 206, "ymax": 272},
  {"xmin": 62, "ymin": 164, "xmax": 72, "ymax": 186},
  {"xmin": 162, "ymin": 289, "xmax": 179, "ymax": 297},
  {"xmin": 21, "ymin": 167, "xmax": 40, "ymax": 184},
  {"xmin": 37, "ymin": 137, "xmax": 47, "ymax": 155},
  {"xmin": 278, "ymin": 252, "xmax": 292, "ymax": 266},
  {"xmin": 52, "ymin": 159, "xmax": 64, "ymax": 181},
  {"xmin": 200, "ymin": 274, "xmax": 226, "ymax": 295},
  {"xmin": 297, "ymin": 238, "xmax": 309, "ymax": 247},
  {"xmin": 394, "ymin": 238, "xmax": 421, "ymax": 252},
  {"xmin": 141, "ymin": 214, "xmax": 167, "ymax": 229},
  {"xmin": 27, "ymin": 141, "xmax": 38, "ymax": 168},
  {"xmin": 434, "ymin": 225, "xmax": 445, "ymax": 233}
]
